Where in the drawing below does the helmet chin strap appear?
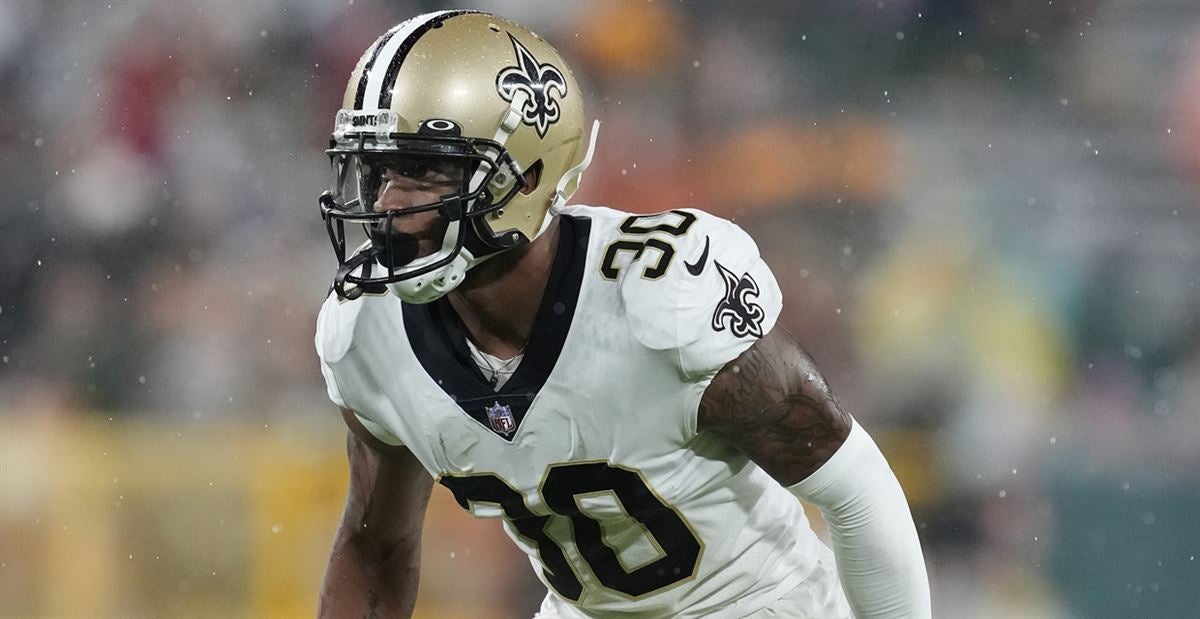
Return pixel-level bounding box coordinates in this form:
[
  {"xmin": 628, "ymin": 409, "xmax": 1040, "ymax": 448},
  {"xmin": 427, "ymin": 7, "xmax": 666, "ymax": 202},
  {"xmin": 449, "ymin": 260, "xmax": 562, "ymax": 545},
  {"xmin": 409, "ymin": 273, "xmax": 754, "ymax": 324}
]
[
  {"xmin": 538, "ymin": 118, "xmax": 600, "ymax": 239},
  {"xmin": 385, "ymin": 92, "xmax": 532, "ymax": 304},
  {"xmin": 386, "ymin": 246, "xmax": 473, "ymax": 304}
]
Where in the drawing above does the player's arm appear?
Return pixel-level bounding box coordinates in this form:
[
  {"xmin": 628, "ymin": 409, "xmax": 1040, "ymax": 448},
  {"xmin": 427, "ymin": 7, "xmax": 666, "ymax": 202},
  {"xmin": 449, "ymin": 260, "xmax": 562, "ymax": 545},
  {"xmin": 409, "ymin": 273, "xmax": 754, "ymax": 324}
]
[
  {"xmin": 698, "ymin": 328, "xmax": 932, "ymax": 618},
  {"xmin": 318, "ymin": 408, "xmax": 434, "ymax": 619}
]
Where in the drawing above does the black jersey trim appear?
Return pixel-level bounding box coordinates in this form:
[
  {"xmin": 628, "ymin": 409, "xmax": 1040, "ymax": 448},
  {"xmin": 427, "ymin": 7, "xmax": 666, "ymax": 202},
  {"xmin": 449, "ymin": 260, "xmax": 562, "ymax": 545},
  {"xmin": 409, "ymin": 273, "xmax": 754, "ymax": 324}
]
[{"xmin": 401, "ymin": 214, "xmax": 591, "ymax": 442}]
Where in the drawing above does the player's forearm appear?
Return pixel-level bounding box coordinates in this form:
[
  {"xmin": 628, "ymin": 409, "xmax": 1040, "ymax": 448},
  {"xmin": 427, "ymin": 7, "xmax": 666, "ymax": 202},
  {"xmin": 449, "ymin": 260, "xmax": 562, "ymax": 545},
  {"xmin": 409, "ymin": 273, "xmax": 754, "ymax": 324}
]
[
  {"xmin": 318, "ymin": 527, "xmax": 422, "ymax": 618},
  {"xmin": 789, "ymin": 420, "xmax": 931, "ymax": 618}
]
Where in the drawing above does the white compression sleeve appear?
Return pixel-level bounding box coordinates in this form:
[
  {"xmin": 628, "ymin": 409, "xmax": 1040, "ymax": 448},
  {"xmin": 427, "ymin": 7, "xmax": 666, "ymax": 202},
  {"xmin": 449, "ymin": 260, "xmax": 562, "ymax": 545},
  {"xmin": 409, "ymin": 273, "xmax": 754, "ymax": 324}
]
[{"xmin": 788, "ymin": 420, "xmax": 932, "ymax": 618}]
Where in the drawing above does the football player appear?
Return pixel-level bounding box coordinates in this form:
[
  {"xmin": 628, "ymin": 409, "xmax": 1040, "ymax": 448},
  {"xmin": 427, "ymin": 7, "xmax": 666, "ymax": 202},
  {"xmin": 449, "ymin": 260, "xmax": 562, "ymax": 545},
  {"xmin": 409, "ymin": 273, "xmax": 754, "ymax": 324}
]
[{"xmin": 315, "ymin": 11, "xmax": 931, "ymax": 619}]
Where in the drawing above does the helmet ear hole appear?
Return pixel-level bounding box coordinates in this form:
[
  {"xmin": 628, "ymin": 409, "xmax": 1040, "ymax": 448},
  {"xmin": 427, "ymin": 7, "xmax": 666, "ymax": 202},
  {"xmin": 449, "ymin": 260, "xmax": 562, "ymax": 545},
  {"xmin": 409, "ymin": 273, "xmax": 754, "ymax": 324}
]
[{"xmin": 520, "ymin": 160, "xmax": 543, "ymax": 195}]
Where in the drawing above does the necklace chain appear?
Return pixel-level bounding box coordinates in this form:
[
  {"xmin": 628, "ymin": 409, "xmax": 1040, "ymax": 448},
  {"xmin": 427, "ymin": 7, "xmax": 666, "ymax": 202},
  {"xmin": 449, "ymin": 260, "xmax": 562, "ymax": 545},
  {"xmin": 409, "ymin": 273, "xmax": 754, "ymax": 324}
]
[{"xmin": 467, "ymin": 339, "xmax": 525, "ymax": 387}]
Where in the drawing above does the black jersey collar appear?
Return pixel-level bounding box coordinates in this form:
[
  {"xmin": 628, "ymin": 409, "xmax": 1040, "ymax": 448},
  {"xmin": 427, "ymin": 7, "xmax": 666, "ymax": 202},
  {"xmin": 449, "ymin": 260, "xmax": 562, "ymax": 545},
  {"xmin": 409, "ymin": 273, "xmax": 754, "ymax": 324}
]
[{"xmin": 401, "ymin": 214, "xmax": 591, "ymax": 441}]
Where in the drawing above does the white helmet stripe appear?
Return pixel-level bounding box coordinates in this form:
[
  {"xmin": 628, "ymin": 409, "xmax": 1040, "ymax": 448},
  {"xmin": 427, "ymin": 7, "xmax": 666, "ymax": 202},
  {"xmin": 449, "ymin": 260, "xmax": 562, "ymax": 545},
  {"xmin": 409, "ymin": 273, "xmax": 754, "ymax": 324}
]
[
  {"xmin": 363, "ymin": 11, "xmax": 482, "ymax": 111},
  {"xmin": 362, "ymin": 11, "xmax": 451, "ymax": 110},
  {"xmin": 352, "ymin": 21, "xmax": 408, "ymax": 109}
]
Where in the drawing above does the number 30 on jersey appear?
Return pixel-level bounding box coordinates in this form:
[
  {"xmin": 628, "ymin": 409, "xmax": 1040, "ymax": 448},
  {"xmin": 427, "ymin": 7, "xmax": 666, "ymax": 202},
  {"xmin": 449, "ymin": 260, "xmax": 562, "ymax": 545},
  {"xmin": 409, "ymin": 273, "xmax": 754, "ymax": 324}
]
[
  {"xmin": 441, "ymin": 461, "xmax": 702, "ymax": 600},
  {"xmin": 599, "ymin": 211, "xmax": 697, "ymax": 281}
]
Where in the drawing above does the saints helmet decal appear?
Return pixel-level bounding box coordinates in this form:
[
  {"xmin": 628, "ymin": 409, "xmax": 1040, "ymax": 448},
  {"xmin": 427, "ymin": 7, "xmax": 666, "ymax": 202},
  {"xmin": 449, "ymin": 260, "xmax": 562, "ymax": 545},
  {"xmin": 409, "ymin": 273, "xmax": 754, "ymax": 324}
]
[
  {"xmin": 496, "ymin": 33, "xmax": 568, "ymax": 138},
  {"xmin": 711, "ymin": 261, "xmax": 766, "ymax": 338}
]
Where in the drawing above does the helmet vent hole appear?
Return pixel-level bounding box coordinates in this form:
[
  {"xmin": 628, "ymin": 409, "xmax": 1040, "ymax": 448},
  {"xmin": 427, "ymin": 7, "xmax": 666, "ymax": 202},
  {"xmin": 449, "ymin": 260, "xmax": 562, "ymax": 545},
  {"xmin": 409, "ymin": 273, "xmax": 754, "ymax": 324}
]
[{"xmin": 520, "ymin": 160, "xmax": 543, "ymax": 195}]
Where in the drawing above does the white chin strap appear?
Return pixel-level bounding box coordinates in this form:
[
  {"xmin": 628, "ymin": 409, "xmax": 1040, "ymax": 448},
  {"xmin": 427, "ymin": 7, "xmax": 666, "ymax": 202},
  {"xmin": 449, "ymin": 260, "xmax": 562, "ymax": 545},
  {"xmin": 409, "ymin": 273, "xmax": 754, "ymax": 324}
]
[
  {"xmin": 386, "ymin": 245, "xmax": 473, "ymax": 304},
  {"xmin": 386, "ymin": 218, "xmax": 495, "ymax": 304}
]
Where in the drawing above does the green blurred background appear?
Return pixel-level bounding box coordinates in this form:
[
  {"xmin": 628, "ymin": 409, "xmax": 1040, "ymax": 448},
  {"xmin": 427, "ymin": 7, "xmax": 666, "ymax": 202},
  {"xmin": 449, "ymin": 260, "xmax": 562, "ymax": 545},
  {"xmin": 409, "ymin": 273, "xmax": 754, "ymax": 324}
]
[{"xmin": 1, "ymin": 1, "xmax": 1198, "ymax": 617}]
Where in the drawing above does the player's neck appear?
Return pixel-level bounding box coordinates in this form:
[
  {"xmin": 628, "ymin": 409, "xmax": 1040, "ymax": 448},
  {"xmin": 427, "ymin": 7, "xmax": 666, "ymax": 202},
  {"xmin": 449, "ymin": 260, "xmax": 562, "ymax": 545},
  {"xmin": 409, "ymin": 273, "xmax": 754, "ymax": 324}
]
[{"xmin": 446, "ymin": 217, "xmax": 562, "ymax": 359}]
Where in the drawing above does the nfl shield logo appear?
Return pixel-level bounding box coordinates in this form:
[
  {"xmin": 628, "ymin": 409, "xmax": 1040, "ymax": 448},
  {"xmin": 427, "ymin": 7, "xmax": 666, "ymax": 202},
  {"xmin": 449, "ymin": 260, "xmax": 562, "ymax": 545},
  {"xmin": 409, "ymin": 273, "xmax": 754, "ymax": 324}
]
[{"xmin": 485, "ymin": 401, "xmax": 516, "ymax": 435}]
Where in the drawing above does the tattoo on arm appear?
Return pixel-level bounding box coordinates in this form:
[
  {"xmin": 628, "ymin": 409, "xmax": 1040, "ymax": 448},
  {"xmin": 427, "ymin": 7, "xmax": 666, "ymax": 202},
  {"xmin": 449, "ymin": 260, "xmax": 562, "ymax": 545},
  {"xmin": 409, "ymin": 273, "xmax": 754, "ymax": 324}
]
[
  {"xmin": 698, "ymin": 327, "xmax": 851, "ymax": 485},
  {"xmin": 348, "ymin": 433, "xmax": 378, "ymax": 527}
]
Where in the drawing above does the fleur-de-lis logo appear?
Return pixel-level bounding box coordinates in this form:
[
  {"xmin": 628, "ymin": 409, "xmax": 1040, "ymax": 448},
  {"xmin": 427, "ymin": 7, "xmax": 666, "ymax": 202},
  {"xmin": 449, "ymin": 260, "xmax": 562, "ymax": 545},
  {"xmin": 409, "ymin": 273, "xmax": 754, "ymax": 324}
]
[
  {"xmin": 496, "ymin": 33, "xmax": 568, "ymax": 138},
  {"xmin": 711, "ymin": 261, "xmax": 766, "ymax": 338}
]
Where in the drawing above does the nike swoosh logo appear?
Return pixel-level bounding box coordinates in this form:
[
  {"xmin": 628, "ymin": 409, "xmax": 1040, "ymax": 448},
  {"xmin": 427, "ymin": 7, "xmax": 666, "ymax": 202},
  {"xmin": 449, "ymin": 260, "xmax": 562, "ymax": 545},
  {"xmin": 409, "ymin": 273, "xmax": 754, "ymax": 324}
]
[{"xmin": 684, "ymin": 236, "xmax": 710, "ymax": 276}]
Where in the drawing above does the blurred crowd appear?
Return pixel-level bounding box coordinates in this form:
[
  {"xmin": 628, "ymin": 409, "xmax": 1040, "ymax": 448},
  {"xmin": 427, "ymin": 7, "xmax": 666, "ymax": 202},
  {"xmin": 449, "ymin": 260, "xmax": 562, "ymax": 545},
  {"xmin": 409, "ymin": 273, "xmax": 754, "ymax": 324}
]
[{"xmin": 1, "ymin": 1, "xmax": 1198, "ymax": 617}]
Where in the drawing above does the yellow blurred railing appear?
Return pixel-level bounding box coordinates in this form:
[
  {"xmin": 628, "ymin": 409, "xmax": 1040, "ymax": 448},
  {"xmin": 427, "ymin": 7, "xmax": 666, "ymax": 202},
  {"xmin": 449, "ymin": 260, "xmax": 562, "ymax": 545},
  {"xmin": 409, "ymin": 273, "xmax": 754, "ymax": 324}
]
[
  {"xmin": 0, "ymin": 413, "xmax": 545, "ymax": 618},
  {"xmin": 0, "ymin": 414, "xmax": 936, "ymax": 618},
  {"xmin": 1, "ymin": 416, "xmax": 340, "ymax": 617}
]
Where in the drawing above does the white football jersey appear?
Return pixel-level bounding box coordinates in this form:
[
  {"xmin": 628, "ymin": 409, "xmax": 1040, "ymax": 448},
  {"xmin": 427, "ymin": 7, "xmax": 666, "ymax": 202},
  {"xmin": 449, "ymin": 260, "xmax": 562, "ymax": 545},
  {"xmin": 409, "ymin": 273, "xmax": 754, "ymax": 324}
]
[{"xmin": 316, "ymin": 205, "xmax": 836, "ymax": 618}]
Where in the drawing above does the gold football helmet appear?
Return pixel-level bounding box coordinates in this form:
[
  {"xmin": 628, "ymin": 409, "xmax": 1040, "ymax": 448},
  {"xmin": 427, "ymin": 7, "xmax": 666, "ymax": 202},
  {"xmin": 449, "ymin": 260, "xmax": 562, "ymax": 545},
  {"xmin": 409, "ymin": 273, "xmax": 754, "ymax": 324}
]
[{"xmin": 320, "ymin": 10, "xmax": 597, "ymax": 302}]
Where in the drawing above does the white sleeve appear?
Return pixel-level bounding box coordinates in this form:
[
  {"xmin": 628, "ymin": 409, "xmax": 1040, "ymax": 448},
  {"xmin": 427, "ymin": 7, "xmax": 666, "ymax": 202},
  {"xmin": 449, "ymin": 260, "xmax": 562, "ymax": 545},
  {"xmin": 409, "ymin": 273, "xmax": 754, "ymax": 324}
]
[
  {"xmin": 314, "ymin": 301, "xmax": 349, "ymax": 409},
  {"xmin": 672, "ymin": 220, "xmax": 782, "ymax": 379},
  {"xmin": 316, "ymin": 349, "xmax": 348, "ymax": 409},
  {"xmin": 619, "ymin": 209, "xmax": 783, "ymax": 379},
  {"xmin": 314, "ymin": 296, "xmax": 405, "ymax": 447},
  {"xmin": 788, "ymin": 420, "xmax": 932, "ymax": 619}
]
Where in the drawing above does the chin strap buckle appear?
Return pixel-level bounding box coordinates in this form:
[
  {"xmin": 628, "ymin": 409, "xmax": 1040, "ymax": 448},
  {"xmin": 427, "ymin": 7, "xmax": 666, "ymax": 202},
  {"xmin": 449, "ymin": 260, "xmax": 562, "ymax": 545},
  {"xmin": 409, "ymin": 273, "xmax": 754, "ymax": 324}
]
[{"xmin": 499, "ymin": 91, "xmax": 527, "ymax": 134}]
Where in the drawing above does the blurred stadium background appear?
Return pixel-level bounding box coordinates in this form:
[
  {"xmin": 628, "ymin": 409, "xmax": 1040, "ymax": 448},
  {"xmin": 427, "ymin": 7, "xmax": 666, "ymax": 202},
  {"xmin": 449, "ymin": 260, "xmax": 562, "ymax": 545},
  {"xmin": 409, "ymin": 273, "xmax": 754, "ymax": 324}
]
[{"xmin": 1, "ymin": 0, "xmax": 1198, "ymax": 617}]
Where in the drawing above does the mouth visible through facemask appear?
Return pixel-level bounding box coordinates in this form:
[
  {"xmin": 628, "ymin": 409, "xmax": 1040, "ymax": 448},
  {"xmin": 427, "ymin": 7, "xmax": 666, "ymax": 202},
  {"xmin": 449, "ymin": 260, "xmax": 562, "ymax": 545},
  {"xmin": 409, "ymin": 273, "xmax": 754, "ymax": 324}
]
[{"xmin": 368, "ymin": 225, "xmax": 421, "ymax": 269}]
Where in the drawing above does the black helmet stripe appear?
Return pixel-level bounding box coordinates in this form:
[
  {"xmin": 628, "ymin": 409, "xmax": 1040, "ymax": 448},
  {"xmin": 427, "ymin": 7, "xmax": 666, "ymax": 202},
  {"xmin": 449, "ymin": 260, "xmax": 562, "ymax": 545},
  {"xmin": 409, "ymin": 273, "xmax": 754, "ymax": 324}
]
[
  {"xmin": 356, "ymin": 11, "xmax": 452, "ymax": 111},
  {"xmin": 369, "ymin": 10, "xmax": 478, "ymax": 110},
  {"xmin": 353, "ymin": 22, "xmax": 407, "ymax": 110}
]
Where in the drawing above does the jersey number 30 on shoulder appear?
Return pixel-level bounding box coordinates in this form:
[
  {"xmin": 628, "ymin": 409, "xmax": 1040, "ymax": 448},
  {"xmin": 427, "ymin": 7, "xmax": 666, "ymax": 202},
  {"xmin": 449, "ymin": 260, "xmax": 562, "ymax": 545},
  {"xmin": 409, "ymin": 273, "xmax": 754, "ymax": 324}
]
[
  {"xmin": 441, "ymin": 461, "xmax": 702, "ymax": 601},
  {"xmin": 600, "ymin": 211, "xmax": 697, "ymax": 281}
]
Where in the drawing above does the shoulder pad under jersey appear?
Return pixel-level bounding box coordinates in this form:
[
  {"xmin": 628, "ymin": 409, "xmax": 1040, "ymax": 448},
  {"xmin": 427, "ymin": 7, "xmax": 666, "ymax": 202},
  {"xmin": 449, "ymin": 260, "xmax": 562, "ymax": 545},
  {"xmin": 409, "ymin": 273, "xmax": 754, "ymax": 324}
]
[
  {"xmin": 315, "ymin": 291, "xmax": 373, "ymax": 408},
  {"xmin": 610, "ymin": 208, "xmax": 783, "ymax": 380}
]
